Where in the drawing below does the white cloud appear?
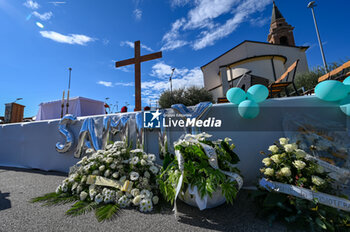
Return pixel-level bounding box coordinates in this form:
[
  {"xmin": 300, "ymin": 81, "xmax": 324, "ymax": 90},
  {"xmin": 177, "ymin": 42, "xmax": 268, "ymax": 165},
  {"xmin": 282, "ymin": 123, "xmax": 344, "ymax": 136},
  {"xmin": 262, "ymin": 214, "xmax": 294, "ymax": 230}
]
[
  {"xmin": 115, "ymin": 82, "xmax": 134, "ymax": 86},
  {"xmin": 32, "ymin": 11, "xmax": 53, "ymax": 21},
  {"xmin": 133, "ymin": 8, "xmax": 142, "ymax": 20},
  {"xmin": 120, "ymin": 40, "xmax": 154, "ymax": 52},
  {"xmin": 39, "ymin": 31, "xmax": 95, "ymax": 45},
  {"xmin": 97, "ymin": 81, "xmax": 113, "ymax": 87},
  {"xmin": 170, "ymin": 0, "xmax": 191, "ymax": 8},
  {"xmin": 250, "ymin": 16, "xmax": 269, "ymax": 27},
  {"xmin": 141, "ymin": 62, "xmax": 204, "ymax": 103},
  {"xmin": 49, "ymin": 2, "xmax": 66, "ymax": 6},
  {"xmin": 23, "ymin": 0, "xmax": 39, "ymax": 9},
  {"xmin": 162, "ymin": 0, "xmax": 272, "ymax": 51}
]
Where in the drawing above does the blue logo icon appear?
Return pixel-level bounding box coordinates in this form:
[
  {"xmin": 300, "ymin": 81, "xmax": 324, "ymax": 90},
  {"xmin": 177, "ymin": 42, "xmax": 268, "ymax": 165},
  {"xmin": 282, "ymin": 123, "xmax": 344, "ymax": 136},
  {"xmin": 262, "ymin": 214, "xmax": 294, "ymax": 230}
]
[{"xmin": 143, "ymin": 109, "xmax": 162, "ymax": 128}]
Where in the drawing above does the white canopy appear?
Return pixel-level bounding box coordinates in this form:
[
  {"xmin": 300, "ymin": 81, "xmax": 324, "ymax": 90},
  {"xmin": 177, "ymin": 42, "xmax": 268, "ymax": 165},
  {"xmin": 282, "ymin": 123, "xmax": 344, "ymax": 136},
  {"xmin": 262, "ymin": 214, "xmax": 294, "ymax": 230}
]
[{"xmin": 36, "ymin": 96, "xmax": 105, "ymax": 121}]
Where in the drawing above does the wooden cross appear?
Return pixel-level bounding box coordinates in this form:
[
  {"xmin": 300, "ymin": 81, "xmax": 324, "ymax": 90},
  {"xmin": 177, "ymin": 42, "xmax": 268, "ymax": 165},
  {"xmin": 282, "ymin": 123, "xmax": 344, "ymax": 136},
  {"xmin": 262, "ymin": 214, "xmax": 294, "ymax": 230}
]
[{"xmin": 115, "ymin": 40, "xmax": 162, "ymax": 111}]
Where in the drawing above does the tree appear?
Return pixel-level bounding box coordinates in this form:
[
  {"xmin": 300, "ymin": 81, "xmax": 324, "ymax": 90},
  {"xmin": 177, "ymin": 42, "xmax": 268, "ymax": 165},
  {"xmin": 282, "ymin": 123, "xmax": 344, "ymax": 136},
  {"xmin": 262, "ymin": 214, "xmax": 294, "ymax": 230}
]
[{"xmin": 158, "ymin": 86, "xmax": 214, "ymax": 108}]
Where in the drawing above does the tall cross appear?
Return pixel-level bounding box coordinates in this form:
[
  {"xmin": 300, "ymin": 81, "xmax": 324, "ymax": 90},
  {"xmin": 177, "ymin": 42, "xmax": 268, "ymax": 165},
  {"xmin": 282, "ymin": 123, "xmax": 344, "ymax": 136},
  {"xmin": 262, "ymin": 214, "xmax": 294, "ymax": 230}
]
[{"xmin": 115, "ymin": 40, "xmax": 162, "ymax": 111}]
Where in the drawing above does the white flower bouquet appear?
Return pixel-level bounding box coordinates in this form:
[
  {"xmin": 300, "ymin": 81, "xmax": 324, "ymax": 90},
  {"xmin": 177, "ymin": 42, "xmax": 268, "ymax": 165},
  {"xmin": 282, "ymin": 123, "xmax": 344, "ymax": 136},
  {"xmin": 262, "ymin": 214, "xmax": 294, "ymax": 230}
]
[
  {"xmin": 254, "ymin": 137, "xmax": 350, "ymax": 231},
  {"xmin": 158, "ymin": 133, "xmax": 243, "ymax": 211},
  {"xmin": 32, "ymin": 141, "xmax": 160, "ymax": 221}
]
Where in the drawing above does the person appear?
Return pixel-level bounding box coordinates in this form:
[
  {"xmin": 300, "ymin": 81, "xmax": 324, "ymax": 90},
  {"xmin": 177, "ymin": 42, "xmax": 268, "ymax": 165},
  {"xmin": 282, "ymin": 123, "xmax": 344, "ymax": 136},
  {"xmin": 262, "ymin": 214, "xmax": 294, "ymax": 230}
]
[
  {"xmin": 143, "ymin": 106, "xmax": 150, "ymax": 111},
  {"xmin": 121, "ymin": 106, "xmax": 128, "ymax": 113}
]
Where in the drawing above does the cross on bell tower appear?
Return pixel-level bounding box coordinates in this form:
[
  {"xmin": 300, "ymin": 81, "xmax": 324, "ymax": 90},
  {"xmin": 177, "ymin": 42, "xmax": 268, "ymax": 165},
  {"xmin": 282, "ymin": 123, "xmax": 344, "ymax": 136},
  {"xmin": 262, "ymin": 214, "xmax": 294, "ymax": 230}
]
[{"xmin": 268, "ymin": 1, "xmax": 295, "ymax": 46}]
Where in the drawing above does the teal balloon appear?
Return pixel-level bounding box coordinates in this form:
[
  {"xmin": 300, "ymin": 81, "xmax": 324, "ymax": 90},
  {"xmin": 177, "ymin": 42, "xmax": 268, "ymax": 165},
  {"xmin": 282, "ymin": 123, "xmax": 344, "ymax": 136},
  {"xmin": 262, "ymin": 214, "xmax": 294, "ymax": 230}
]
[
  {"xmin": 315, "ymin": 80, "xmax": 348, "ymax": 102},
  {"xmin": 238, "ymin": 100, "xmax": 260, "ymax": 119},
  {"xmin": 226, "ymin": 87, "xmax": 246, "ymax": 104},
  {"xmin": 343, "ymin": 76, "xmax": 350, "ymax": 86},
  {"xmin": 247, "ymin": 84, "xmax": 269, "ymax": 103},
  {"xmin": 340, "ymin": 94, "xmax": 350, "ymax": 116}
]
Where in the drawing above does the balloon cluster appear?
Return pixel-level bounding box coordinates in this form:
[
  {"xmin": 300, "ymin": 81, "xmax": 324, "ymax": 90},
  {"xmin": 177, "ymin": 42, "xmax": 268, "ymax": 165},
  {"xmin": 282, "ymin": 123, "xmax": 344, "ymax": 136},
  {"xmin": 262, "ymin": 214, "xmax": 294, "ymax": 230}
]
[
  {"xmin": 315, "ymin": 76, "xmax": 350, "ymax": 116},
  {"xmin": 226, "ymin": 84, "xmax": 269, "ymax": 119}
]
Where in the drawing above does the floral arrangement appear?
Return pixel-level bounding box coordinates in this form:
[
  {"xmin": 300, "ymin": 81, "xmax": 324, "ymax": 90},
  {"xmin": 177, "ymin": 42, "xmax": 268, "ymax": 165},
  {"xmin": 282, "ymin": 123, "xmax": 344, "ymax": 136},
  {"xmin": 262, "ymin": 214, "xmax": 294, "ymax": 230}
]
[
  {"xmin": 158, "ymin": 132, "xmax": 242, "ymax": 209},
  {"xmin": 254, "ymin": 137, "xmax": 350, "ymax": 231},
  {"xmin": 32, "ymin": 141, "xmax": 160, "ymax": 221}
]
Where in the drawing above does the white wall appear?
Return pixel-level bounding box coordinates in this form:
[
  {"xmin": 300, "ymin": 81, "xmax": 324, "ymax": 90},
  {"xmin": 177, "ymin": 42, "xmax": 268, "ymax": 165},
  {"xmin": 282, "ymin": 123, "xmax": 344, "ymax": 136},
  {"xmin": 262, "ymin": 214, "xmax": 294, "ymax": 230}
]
[{"xmin": 0, "ymin": 96, "xmax": 346, "ymax": 187}]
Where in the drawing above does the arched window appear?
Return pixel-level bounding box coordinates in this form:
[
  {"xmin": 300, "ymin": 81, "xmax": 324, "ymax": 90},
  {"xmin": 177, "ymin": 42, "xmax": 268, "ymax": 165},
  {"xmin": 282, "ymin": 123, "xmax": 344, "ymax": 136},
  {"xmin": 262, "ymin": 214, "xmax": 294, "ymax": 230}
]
[{"xmin": 280, "ymin": 36, "xmax": 289, "ymax": 46}]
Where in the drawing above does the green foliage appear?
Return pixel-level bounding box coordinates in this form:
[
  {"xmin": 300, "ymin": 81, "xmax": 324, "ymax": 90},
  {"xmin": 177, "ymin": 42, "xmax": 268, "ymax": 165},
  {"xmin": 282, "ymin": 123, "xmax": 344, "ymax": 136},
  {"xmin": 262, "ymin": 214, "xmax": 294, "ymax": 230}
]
[
  {"xmin": 31, "ymin": 192, "xmax": 121, "ymax": 222},
  {"xmin": 95, "ymin": 204, "xmax": 119, "ymax": 222},
  {"xmin": 158, "ymin": 134, "xmax": 241, "ymax": 206},
  {"xmin": 30, "ymin": 192, "xmax": 79, "ymax": 206},
  {"xmin": 253, "ymin": 190, "xmax": 350, "ymax": 231},
  {"xmin": 293, "ymin": 62, "xmax": 345, "ymax": 92},
  {"xmin": 158, "ymin": 86, "xmax": 214, "ymax": 108},
  {"xmin": 65, "ymin": 201, "xmax": 98, "ymax": 216},
  {"xmin": 254, "ymin": 137, "xmax": 350, "ymax": 231}
]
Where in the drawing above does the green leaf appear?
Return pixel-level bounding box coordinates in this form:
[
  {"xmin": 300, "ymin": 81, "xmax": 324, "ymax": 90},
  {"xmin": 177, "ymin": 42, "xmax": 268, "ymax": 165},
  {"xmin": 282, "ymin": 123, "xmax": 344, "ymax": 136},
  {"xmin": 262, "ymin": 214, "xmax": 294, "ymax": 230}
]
[
  {"xmin": 95, "ymin": 204, "xmax": 120, "ymax": 222},
  {"xmin": 263, "ymin": 192, "xmax": 287, "ymax": 207},
  {"xmin": 221, "ymin": 141, "xmax": 239, "ymax": 164},
  {"xmin": 65, "ymin": 201, "xmax": 98, "ymax": 216},
  {"xmin": 30, "ymin": 192, "xmax": 79, "ymax": 206},
  {"xmin": 315, "ymin": 217, "xmax": 327, "ymax": 230}
]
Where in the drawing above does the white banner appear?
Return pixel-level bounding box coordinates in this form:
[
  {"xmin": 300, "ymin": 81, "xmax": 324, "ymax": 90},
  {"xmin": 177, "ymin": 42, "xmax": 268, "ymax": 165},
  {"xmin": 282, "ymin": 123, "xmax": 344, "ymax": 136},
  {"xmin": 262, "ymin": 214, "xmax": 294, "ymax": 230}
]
[{"xmin": 260, "ymin": 178, "xmax": 350, "ymax": 212}]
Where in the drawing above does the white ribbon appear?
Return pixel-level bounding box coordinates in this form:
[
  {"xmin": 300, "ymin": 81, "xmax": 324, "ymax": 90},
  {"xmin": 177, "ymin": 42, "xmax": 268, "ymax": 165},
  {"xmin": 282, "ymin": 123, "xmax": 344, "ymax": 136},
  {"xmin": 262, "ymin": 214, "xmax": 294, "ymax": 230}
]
[
  {"xmin": 305, "ymin": 154, "xmax": 350, "ymax": 181},
  {"xmin": 260, "ymin": 178, "xmax": 350, "ymax": 212},
  {"xmin": 173, "ymin": 150, "xmax": 184, "ymax": 218}
]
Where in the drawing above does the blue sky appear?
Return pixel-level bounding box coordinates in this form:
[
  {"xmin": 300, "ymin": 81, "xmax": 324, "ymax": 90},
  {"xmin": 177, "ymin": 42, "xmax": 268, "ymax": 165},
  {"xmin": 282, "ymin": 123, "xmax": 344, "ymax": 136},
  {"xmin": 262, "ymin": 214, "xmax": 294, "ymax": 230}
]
[{"xmin": 0, "ymin": 0, "xmax": 349, "ymax": 117}]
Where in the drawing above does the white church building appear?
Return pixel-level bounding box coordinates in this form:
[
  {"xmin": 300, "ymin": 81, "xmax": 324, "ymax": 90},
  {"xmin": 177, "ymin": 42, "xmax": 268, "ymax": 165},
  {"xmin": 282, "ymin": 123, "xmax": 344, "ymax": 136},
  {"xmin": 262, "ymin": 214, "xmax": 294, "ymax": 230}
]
[{"xmin": 201, "ymin": 2, "xmax": 309, "ymax": 101}]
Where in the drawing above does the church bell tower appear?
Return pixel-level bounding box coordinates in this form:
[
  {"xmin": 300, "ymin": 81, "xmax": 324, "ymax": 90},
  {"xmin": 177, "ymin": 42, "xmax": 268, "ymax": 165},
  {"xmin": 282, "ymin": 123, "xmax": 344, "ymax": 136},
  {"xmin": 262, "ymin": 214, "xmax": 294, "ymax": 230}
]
[{"xmin": 268, "ymin": 1, "xmax": 295, "ymax": 46}]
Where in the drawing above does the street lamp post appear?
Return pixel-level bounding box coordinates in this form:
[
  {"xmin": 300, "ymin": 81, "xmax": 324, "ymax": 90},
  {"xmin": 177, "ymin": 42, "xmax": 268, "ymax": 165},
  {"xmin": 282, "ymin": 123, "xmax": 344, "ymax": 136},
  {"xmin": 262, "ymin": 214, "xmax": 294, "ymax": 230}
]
[
  {"xmin": 307, "ymin": 1, "xmax": 328, "ymax": 72},
  {"xmin": 169, "ymin": 68, "xmax": 175, "ymax": 105},
  {"xmin": 66, "ymin": 68, "xmax": 72, "ymax": 114}
]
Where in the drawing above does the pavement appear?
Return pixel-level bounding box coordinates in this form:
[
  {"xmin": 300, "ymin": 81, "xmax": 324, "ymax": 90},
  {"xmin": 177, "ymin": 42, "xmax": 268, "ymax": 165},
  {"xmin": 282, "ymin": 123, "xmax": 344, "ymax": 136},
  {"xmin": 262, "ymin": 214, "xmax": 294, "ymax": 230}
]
[{"xmin": 0, "ymin": 166, "xmax": 287, "ymax": 232}]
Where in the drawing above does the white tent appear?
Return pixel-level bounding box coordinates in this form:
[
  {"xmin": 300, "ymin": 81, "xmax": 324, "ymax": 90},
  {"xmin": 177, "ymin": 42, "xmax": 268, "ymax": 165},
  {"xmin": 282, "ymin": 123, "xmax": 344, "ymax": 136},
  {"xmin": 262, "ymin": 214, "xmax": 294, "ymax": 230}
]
[{"xmin": 36, "ymin": 96, "xmax": 105, "ymax": 121}]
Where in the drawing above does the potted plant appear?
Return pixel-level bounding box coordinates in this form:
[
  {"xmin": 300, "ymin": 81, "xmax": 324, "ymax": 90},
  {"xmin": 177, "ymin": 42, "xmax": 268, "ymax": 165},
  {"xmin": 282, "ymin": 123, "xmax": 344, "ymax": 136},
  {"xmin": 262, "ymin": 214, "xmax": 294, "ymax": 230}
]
[{"xmin": 158, "ymin": 132, "xmax": 243, "ymax": 211}]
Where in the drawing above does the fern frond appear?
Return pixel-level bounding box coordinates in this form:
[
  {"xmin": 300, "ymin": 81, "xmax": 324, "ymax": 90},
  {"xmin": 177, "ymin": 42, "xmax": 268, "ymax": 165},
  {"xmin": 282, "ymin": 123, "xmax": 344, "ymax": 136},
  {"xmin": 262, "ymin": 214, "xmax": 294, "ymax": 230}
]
[
  {"xmin": 65, "ymin": 201, "xmax": 98, "ymax": 216},
  {"xmin": 95, "ymin": 204, "xmax": 120, "ymax": 222}
]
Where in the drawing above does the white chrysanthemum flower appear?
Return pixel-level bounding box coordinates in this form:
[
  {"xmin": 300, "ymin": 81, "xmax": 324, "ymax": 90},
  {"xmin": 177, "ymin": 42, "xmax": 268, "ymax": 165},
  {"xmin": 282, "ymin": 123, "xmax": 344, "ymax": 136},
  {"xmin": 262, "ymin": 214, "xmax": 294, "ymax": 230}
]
[
  {"xmin": 80, "ymin": 175, "xmax": 87, "ymax": 183},
  {"xmin": 121, "ymin": 149, "xmax": 127, "ymax": 154},
  {"xmin": 279, "ymin": 138, "xmax": 289, "ymax": 145},
  {"xmin": 104, "ymin": 196, "xmax": 113, "ymax": 203},
  {"xmin": 119, "ymin": 176, "xmax": 127, "ymax": 183},
  {"xmin": 112, "ymin": 172, "xmax": 119, "ymax": 179},
  {"xmin": 71, "ymin": 182, "xmax": 78, "ymax": 191},
  {"xmin": 268, "ymin": 145, "xmax": 279, "ymax": 153},
  {"xmin": 62, "ymin": 184, "xmax": 68, "ymax": 192},
  {"xmin": 147, "ymin": 154, "xmax": 156, "ymax": 162},
  {"xmin": 55, "ymin": 185, "xmax": 61, "ymax": 194},
  {"xmin": 95, "ymin": 193, "xmax": 104, "ymax": 204},
  {"xmin": 106, "ymin": 157, "xmax": 113, "ymax": 164},
  {"xmin": 80, "ymin": 191, "xmax": 88, "ymax": 201},
  {"xmin": 264, "ymin": 168, "xmax": 274, "ymax": 176},
  {"xmin": 293, "ymin": 160, "xmax": 306, "ymax": 170},
  {"xmin": 270, "ymin": 155, "xmax": 281, "ymax": 164},
  {"xmin": 110, "ymin": 163, "xmax": 116, "ymax": 169},
  {"xmin": 144, "ymin": 171, "xmax": 151, "ymax": 179},
  {"xmin": 133, "ymin": 195, "xmax": 142, "ymax": 206},
  {"xmin": 131, "ymin": 157, "xmax": 139, "ymax": 165},
  {"xmin": 280, "ymin": 167, "xmax": 291, "ymax": 177},
  {"xmin": 104, "ymin": 169, "xmax": 111, "ymax": 177},
  {"xmin": 89, "ymin": 189, "xmax": 97, "ymax": 200},
  {"xmin": 130, "ymin": 171, "xmax": 140, "ymax": 181},
  {"xmin": 143, "ymin": 154, "xmax": 148, "ymax": 160},
  {"xmin": 131, "ymin": 188, "xmax": 140, "ymax": 197},
  {"xmin": 152, "ymin": 196, "xmax": 159, "ymax": 205},
  {"xmin": 139, "ymin": 199, "xmax": 153, "ymax": 212},
  {"xmin": 106, "ymin": 144, "xmax": 113, "ymax": 150},
  {"xmin": 141, "ymin": 159, "xmax": 147, "ymax": 166},
  {"xmin": 140, "ymin": 189, "xmax": 152, "ymax": 199},
  {"xmin": 312, "ymin": 176, "xmax": 325, "ymax": 186},
  {"xmin": 118, "ymin": 195, "xmax": 130, "ymax": 208},
  {"xmin": 92, "ymin": 170, "xmax": 99, "ymax": 175},
  {"xmin": 284, "ymin": 144, "xmax": 295, "ymax": 153},
  {"xmin": 149, "ymin": 166, "xmax": 158, "ymax": 174},
  {"xmin": 262, "ymin": 158, "xmax": 272, "ymax": 166}
]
